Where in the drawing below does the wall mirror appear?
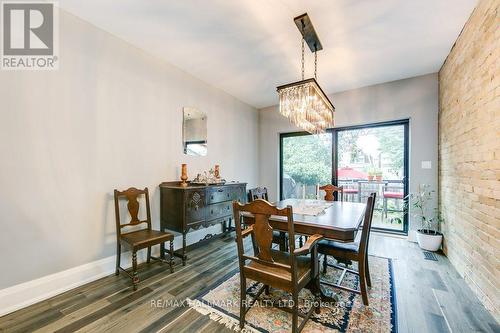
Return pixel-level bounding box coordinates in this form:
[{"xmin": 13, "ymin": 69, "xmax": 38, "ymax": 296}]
[{"xmin": 183, "ymin": 107, "xmax": 207, "ymax": 156}]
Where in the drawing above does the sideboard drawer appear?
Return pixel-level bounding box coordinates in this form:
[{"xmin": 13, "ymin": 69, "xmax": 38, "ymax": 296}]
[
  {"xmin": 207, "ymin": 186, "xmax": 233, "ymax": 204},
  {"xmin": 186, "ymin": 190, "xmax": 206, "ymax": 223},
  {"xmin": 207, "ymin": 201, "xmax": 232, "ymax": 221}
]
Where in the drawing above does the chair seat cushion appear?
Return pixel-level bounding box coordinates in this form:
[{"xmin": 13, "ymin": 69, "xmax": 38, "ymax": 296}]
[
  {"xmin": 384, "ymin": 191, "xmax": 403, "ymax": 199},
  {"xmin": 244, "ymin": 249, "xmax": 311, "ymax": 291},
  {"xmin": 318, "ymin": 239, "xmax": 360, "ymax": 254},
  {"xmin": 121, "ymin": 229, "xmax": 174, "ymax": 250}
]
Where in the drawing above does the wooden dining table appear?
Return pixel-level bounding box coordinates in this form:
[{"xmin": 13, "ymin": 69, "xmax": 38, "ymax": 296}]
[
  {"xmin": 241, "ymin": 198, "xmax": 367, "ymax": 302},
  {"xmin": 242, "ymin": 199, "xmax": 367, "ymax": 242}
]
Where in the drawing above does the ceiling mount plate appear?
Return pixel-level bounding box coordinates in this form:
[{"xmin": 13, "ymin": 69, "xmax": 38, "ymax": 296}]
[{"xmin": 294, "ymin": 13, "xmax": 323, "ymax": 52}]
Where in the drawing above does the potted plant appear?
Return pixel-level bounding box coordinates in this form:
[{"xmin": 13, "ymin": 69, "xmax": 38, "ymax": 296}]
[
  {"xmin": 367, "ymin": 169, "xmax": 375, "ymax": 181},
  {"xmin": 375, "ymin": 171, "xmax": 383, "ymax": 182},
  {"xmin": 406, "ymin": 184, "xmax": 444, "ymax": 251}
]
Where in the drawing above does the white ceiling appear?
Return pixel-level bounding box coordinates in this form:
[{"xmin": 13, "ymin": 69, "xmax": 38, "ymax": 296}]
[{"xmin": 58, "ymin": 0, "xmax": 477, "ymax": 108}]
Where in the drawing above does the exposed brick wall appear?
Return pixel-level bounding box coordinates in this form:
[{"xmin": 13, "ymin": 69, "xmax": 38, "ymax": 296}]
[{"xmin": 439, "ymin": 0, "xmax": 499, "ymax": 320}]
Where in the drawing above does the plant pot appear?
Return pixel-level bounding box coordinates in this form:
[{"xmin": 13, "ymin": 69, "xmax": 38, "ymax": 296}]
[
  {"xmin": 375, "ymin": 176, "xmax": 382, "ymax": 182},
  {"xmin": 416, "ymin": 229, "xmax": 443, "ymax": 251},
  {"xmin": 367, "ymin": 175, "xmax": 374, "ymax": 181}
]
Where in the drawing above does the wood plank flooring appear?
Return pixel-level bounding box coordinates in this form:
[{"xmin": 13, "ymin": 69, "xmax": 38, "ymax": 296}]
[{"xmin": 0, "ymin": 234, "xmax": 498, "ymax": 333}]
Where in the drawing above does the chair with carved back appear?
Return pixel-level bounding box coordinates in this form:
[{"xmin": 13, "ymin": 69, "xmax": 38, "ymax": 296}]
[
  {"xmin": 233, "ymin": 199, "xmax": 323, "ymax": 333},
  {"xmin": 316, "ymin": 185, "xmax": 344, "ymax": 250},
  {"xmin": 248, "ymin": 187, "xmax": 288, "ymax": 251},
  {"xmin": 319, "ymin": 184, "xmax": 344, "ymax": 202},
  {"xmin": 317, "ymin": 193, "xmax": 376, "ymax": 305},
  {"xmin": 248, "ymin": 186, "xmax": 269, "ymax": 202},
  {"xmin": 114, "ymin": 187, "xmax": 175, "ymax": 290}
]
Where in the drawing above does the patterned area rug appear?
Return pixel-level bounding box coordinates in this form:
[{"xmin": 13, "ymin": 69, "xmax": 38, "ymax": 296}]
[{"xmin": 187, "ymin": 255, "xmax": 397, "ymax": 332}]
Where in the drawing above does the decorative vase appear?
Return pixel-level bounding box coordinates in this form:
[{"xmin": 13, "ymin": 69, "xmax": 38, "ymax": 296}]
[
  {"xmin": 180, "ymin": 163, "xmax": 188, "ymax": 187},
  {"xmin": 367, "ymin": 175, "xmax": 374, "ymax": 181},
  {"xmin": 376, "ymin": 175, "xmax": 382, "ymax": 182},
  {"xmin": 214, "ymin": 165, "xmax": 220, "ymax": 179},
  {"xmin": 416, "ymin": 229, "xmax": 443, "ymax": 251}
]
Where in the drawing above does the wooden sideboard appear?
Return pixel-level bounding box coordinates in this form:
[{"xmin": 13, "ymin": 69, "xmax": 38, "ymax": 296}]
[{"xmin": 159, "ymin": 181, "xmax": 247, "ymax": 265}]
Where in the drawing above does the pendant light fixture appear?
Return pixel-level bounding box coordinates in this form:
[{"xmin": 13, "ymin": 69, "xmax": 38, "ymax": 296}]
[{"xmin": 277, "ymin": 13, "xmax": 334, "ymax": 134}]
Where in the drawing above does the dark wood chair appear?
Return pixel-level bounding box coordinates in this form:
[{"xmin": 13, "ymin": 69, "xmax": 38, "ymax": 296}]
[
  {"xmin": 248, "ymin": 187, "xmax": 288, "ymax": 251},
  {"xmin": 248, "ymin": 186, "xmax": 269, "ymax": 202},
  {"xmin": 114, "ymin": 187, "xmax": 175, "ymax": 290},
  {"xmin": 317, "ymin": 192, "xmax": 376, "ymax": 305},
  {"xmin": 233, "ymin": 199, "xmax": 323, "ymax": 333},
  {"xmin": 319, "ymin": 184, "xmax": 344, "ymax": 201}
]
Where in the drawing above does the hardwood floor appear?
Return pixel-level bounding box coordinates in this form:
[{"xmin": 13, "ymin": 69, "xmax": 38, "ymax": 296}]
[{"xmin": 0, "ymin": 234, "xmax": 498, "ymax": 333}]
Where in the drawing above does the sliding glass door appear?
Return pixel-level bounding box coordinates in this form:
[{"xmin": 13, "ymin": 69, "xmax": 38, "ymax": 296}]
[
  {"xmin": 280, "ymin": 120, "xmax": 409, "ymax": 234},
  {"xmin": 280, "ymin": 132, "xmax": 332, "ymax": 200},
  {"xmin": 334, "ymin": 121, "xmax": 409, "ymax": 233}
]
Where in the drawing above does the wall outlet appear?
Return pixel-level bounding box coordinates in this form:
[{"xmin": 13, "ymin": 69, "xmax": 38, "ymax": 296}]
[{"xmin": 421, "ymin": 161, "xmax": 432, "ymax": 169}]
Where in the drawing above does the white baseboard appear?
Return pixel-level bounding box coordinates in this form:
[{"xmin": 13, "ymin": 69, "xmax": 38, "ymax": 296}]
[
  {"xmin": 0, "ymin": 226, "xmax": 222, "ymax": 317},
  {"xmin": 0, "ymin": 255, "xmax": 117, "ymax": 317},
  {"xmin": 407, "ymin": 230, "xmax": 418, "ymax": 242},
  {"xmin": 0, "ymin": 247, "xmax": 167, "ymax": 317}
]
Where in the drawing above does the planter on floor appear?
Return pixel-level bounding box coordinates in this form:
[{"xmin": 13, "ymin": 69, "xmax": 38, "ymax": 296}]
[{"xmin": 416, "ymin": 229, "xmax": 443, "ymax": 251}]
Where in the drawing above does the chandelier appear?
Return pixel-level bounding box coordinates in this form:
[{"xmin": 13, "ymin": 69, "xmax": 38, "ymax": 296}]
[{"xmin": 277, "ymin": 13, "xmax": 334, "ymax": 134}]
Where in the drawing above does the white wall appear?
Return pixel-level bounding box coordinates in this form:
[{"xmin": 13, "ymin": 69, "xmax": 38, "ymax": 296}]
[
  {"xmin": 258, "ymin": 73, "xmax": 438, "ymax": 232},
  {"xmin": 0, "ymin": 10, "xmax": 258, "ymax": 290}
]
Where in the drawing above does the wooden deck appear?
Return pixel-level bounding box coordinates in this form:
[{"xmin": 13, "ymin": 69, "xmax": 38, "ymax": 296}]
[{"xmin": 0, "ymin": 234, "xmax": 498, "ymax": 333}]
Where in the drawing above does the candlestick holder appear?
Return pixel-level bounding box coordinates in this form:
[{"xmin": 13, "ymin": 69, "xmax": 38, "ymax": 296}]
[{"xmin": 180, "ymin": 164, "xmax": 188, "ymax": 187}]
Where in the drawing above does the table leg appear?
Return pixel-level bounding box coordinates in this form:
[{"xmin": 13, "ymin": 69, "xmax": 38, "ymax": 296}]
[
  {"xmin": 310, "ymin": 249, "xmax": 339, "ymax": 303},
  {"xmin": 250, "ymin": 233, "xmax": 258, "ymax": 256}
]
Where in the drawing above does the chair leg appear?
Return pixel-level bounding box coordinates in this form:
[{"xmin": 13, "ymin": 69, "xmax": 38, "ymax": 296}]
[
  {"xmin": 115, "ymin": 241, "xmax": 121, "ymax": 276},
  {"xmin": 169, "ymin": 240, "xmax": 174, "ymax": 273},
  {"xmin": 240, "ymin": 276, "xmax": 247, "ymax": 329},
  {"xmin": 132, "ymin": 251, "xmax": 139, "ymax": 291},
  {"xmin": 358, "ymin": 259, "xmax": 368, "ymax": 306},
  {"xmin": 292, "ymin": 292, "xmax": 299, "ymax": 333},
  {"xmin": 160, "ymin": 242, "xmax": 165, "ymax": 259},
  {"xmin": 365, "ymin": 255, "xmax": 371, "ymax": 287},
  {"xmin": 147, "ymin": 246, "xmax": 151, "ymax": 263},
  {"xmin": 322, "ymin": 255, "xmax": 328, "ymax": 274}
]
